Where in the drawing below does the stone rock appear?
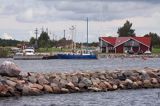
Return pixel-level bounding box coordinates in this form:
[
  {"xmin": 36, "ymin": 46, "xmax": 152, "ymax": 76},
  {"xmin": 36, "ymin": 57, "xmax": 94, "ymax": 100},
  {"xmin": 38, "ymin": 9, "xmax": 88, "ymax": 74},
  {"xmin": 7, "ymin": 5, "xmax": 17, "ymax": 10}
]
[
  {"xmin": 151, "ymin": 78, "xmax": 158, "ymax": 84},
  {"xmin": 146, "ymin": 71, "xmax": 157, "ymax": 78},
  {"xmin": 30, "ymin": 83, "xmax": 43, "ymax": 90},
  {"xmin": 136, "ymin": 81, "xmax": 143, "ymax": 87},
  {"xmin": 140, "ymin": 70, "xmax": 150, "ymax": 80},
  {"xmin": 7, "ymin": 86, "xmax": 15, "ymax": 96},
  {"xmin": 119, "ymin": 83, "xmax": 125, "ymax": 89},
  {"xmin": 43, "ymin": 85, "xmax": 53, "ymax": 93},
  {"xmin": 61, "ymin": 88, "xmax": 69, "ymax": 93},
  {"xmin": 98, "ymin": 82, "xmax": 107, "ymax": 90},
  {"xmin": 30, "ymin": 88, "xmax": 42, "ymax": 95},
  {"xmin": 78, "ymin": 82, "xmax": 86, "ymax": 88},
  {"xmin": 0, "ymin": 85, "xmax": 8, "ymax": 95},
  {"xmin": 22, "ymin": 85, "xmax": 30, "ymax": 95},
  {"xmin": 143, "ymin": 80, "xmax": 152, "ymax": 88},
  {"xmin": 79, "ymin": 77, "xmax": 92, "ymax": 87},
  {"xmin": 15, "ymin": 84, "xmax": 23, "ymax": 92},
  {"xmin": 28, "ymin": 76, "xmax": 37, "ymax": 83},
  {"xmin": 50, "ymin": 83, "xmax": 58, "ymax": 88},
  {"xmin": 99, "ymin": 74, "xmax": 106, "ymax": 80},
  {"xmin": 88, "ymin": 87, "xmax": 101, "ymax": 92},
  {"xmin": 5, "ymin": 80, "xmax": 17, "ymax": 87},
  {"xmin": 74, "ymin": 87, "xmax": 80, "ymax": 91},
  {"xmin": 112, "ymin": 84, "xmax": 118, "ymax": 90},
  {"xmin": 60, "ymin": 73, "xmax": 67, "ymax": 80},
  {"xmin": 130, "ymin": 76, "xmax": 139, "ymax": 82},
  {"xmin": 66, "ymin": 76, "xmax": 72, "ymax": 82},
  {"xmin": 37, "ymin": 76, "xmax": 49, "ymax": 85},
  {"xmin": 66, "ymin": 82, "xmax": 75, "ymax": 89},
  {"xmin": 0, "ymin": 61, "xmax": 21, "ymax": 77},
  {"xmin": 132, "ymin": 82, "xmax": 138, "ymax": 89},
  {"xmin": 71, "ymin": 76, "xmax": 79, "ymax": 85},
  {"xmin": 59, "ymin": 79, "xmax": 68, "ymax": 87},
  {"xmin": 125, "ymin": 79, "xmax": 133, "ymax": 84},
  {"xmin": 16, "ymin": 80, "xmax": 25, "ymax": 84},
  {"xmin": 49, "ymin": 75, "xmax": 61, "ymax": 84},
  {"xmin": 104, "ymin": 81, "xmax": 112, "ymax": 90},
  {"xmin": 117, "ymin": 73, "xmax": 126, "ymax": 81},
  {"xmin": 124, "ymin": 79, "xmax": 133, "ymax": 89},
  {"xmin": 50, "ymin": 83, "xmax": 60, "ymax": 93},
  {"xmin": 91, "ymin": 78, "xmax": 100, "ymax": 85},
  {"xmin": 123, "ymin": 71, "xmax": 133, "ymax": 78}
]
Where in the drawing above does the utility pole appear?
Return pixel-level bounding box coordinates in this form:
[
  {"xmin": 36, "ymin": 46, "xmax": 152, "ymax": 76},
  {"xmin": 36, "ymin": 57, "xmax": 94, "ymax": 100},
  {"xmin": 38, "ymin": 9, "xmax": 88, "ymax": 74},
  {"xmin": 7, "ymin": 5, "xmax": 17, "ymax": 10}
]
[
  {"xmin": 41, "ymin": 26, "xmax": 44, "ymax": 33},
  {"xmin": 46, "ymin": 28, "xmax": 48, "ymax": 34},
  {"xmin": 35, "ymin": 28, "xmax": 38, "ymax": 49}
]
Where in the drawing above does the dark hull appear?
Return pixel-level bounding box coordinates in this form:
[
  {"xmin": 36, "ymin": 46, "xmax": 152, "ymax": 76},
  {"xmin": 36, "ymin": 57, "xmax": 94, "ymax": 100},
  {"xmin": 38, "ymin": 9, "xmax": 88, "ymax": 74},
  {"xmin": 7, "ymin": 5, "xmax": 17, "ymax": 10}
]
[
  {"xmin": 42, "ymin": 55, "xmax": 59, "ymax": 59},
  {"xmin": 57, "ymin": 54, "xmax": 97, "ymax": 59}
]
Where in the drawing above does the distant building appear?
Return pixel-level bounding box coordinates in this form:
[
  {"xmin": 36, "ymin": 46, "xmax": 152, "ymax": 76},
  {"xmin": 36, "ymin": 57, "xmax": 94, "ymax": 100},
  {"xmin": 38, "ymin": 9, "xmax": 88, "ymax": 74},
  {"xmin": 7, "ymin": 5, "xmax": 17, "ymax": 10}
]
[{"xmin": 99, "ymin": 37, "xmax": 151, "ymax": 53}]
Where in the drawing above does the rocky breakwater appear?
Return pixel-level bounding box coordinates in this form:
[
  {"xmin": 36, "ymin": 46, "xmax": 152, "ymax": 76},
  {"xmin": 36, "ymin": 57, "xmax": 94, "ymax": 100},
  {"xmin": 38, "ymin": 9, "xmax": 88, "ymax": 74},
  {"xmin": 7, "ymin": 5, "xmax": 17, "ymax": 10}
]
[{"xmin": 0, "ymin": 61, "xmax": 160, "ymax": 97}]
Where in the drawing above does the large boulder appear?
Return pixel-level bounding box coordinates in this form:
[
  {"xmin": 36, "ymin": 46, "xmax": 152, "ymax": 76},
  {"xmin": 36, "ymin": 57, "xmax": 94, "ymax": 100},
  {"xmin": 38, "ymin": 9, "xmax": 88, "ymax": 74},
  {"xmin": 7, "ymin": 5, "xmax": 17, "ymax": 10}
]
[{"xmin": 0, "ymin": 61, "xmax": 21, "ymax": 77}]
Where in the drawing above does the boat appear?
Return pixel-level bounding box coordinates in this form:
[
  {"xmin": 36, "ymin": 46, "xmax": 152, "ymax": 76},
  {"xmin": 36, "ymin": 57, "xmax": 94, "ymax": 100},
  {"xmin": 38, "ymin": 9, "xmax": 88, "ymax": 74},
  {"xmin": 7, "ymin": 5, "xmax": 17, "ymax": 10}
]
[
  {"xmin": 13, "ymin": 47, "xmax": 43, "ymax": 60},
  {"xmin": 55, "ymin": 18, "xmax": 97, "ymax": 59},
  {"xmin": 57, "ymin": 52, "xmax": 97, "ymax": 59}
]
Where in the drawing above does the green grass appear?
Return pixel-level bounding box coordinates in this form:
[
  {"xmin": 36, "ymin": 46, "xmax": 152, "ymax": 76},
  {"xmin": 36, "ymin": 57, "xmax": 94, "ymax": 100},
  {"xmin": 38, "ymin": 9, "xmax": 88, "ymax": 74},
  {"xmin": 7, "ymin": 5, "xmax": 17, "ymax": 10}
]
[
  {"xmin": 37, "ymin": 47, "xmax": 71, "ymax": 53},
  {"xmin": 152, "ymin": 48, "xmax": 160, "ymax": 54},
  {"xmin": 0, "ymin": 47, "xmax": 10, "ymax": 57}
]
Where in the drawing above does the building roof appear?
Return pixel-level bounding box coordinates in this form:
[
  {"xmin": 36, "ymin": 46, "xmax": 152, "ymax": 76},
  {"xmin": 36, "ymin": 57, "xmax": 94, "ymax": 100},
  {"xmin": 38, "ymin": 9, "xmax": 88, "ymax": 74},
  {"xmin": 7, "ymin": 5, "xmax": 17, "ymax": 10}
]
[
  {"xmin": 100, "ymin": 36, "xmax": 151, "ymax": 48},
  {"xmin": 101, "ymin": 37, "xmax": 116, "ymax": 46}
]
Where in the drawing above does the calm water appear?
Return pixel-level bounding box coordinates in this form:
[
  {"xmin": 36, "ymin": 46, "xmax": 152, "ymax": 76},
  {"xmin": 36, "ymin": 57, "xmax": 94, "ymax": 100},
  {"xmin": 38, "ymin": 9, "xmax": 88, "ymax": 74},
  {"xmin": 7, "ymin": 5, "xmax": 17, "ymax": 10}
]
[
  {"xmin": 0, "ymin": 58, "xmax": 160, "ymax": 106},
  {"xmin": 0, "ymin": 58, "xmax": 160, "ymax": 72}
]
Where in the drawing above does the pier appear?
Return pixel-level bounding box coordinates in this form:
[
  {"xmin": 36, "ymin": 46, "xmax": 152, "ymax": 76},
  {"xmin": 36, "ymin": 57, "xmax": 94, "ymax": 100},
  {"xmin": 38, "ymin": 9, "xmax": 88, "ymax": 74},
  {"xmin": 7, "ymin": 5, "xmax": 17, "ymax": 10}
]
[{"xmin": 0, "ymin": 61, "xmax": 160, "ymax": 97}]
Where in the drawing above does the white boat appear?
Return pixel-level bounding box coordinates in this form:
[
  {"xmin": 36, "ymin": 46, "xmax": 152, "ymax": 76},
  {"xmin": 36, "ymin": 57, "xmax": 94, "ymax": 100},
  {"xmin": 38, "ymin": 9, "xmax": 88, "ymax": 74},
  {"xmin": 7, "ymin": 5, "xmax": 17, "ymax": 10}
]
[
  {"xmin": 23, "ymin": 48, "xmax": 35, "ymax": 56},
  {"xmin": 13, "ymin": 48, "xmax": 43, "ymax": 60},
  {"xmin": 144, "ymin": 50, "xmax": 151, "ymax": 54}
]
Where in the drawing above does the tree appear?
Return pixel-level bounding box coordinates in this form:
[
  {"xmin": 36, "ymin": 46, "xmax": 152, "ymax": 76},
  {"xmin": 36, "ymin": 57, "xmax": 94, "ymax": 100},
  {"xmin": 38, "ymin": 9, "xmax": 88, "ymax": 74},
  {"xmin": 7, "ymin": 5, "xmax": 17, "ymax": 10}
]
[
  {"xmin": 117, "ymin": 20, "xmax": 135, "ymax": 37},
  {"xmin": 38, "ymin": 32, "xmax": 50, "ymax": 48},
  {"xmin": 144, "ymin": 32, "xmax": 160, "ymax": 48},
  {"xmin": 29, "ymin": 37, "xmax": 35, "ymax": 45}
]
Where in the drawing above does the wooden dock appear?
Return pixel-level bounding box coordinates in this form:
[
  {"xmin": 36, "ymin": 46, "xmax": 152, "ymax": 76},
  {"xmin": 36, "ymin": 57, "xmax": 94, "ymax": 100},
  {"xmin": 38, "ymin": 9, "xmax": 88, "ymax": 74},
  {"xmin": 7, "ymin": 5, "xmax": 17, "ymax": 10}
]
[{"xmin": 13, "ymin": 55, "xmax": 43, "ymax": 60}]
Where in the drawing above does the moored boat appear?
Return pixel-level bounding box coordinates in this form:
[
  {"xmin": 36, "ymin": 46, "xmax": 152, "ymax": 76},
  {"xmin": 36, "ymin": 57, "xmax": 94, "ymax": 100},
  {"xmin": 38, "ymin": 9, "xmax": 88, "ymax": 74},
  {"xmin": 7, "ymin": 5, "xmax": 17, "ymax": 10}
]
[
  {"xmin": 57, "ymin": 53, "xmax": 97, "ymax": 59},
  {"xmin": 13, "ymin": 47, "xmax": 43, "ymax": 60}
]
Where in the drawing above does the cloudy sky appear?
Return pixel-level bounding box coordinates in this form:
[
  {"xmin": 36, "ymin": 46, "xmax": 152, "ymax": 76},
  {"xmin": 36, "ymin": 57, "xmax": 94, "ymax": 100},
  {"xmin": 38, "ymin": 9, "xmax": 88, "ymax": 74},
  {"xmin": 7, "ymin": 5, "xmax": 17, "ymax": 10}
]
[{"xmin": 0, "ymin": 0, "xmax": 160, "ymax": 42}]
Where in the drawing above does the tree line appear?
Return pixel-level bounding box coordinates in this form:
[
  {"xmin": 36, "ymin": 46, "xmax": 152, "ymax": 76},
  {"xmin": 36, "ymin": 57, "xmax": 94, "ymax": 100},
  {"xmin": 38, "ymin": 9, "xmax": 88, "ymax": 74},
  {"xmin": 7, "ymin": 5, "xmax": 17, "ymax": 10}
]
[
  {"xmin": 0, "ymin": 39, "xmax": 20, "ymax": 47},
  {"xmin": 29, "ymin": 31, "xmax": 98, "ymax": 49}
]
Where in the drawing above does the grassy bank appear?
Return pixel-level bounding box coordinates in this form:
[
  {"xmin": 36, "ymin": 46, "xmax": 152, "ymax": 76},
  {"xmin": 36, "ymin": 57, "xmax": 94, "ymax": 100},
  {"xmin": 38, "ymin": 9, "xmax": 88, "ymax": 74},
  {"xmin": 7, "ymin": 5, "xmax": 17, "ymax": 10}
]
[
  {"xmin": 152, "ymin": 48, "xmax": 160, "ymax": 54},
  {"xmin": 37, "ymin": 47, "xmax": 71, "ymax": 53},
  {"xmin": 0, "ymin": 47, "xmax": 10, "ymax": 57}
]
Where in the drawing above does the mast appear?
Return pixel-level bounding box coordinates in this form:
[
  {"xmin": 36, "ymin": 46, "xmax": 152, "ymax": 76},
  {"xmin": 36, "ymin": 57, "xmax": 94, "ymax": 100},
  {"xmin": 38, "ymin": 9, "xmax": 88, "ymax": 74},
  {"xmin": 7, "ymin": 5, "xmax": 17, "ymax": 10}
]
[
  {"xmin": 64, "ymin": 30, "xmax": 66, "ymax": 38},
  {"xmin": 87, "ymin": 17, "xmax": 89, "ymax": 51},
  {"xmin": 69, "ymin": 26, "xmax": 75, "ymax": 52},
  {"xmin": 34, "ymin": 28, "xmax": 38, "ymax": 49}
]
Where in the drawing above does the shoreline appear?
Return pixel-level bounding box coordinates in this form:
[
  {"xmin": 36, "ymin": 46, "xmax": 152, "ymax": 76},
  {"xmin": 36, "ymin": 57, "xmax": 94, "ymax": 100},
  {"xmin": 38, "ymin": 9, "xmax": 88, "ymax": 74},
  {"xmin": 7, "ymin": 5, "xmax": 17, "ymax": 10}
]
[
  {"xmin": 1, "ymin": 53, "xmax": 160, "ymax": 59},
  {"xmin": 98, "ymin": 54, "xmax": 160, "ymax": 58},
  {"xmin": 0, "ymin": 67, "xmax": 160, "ymax": 97}
]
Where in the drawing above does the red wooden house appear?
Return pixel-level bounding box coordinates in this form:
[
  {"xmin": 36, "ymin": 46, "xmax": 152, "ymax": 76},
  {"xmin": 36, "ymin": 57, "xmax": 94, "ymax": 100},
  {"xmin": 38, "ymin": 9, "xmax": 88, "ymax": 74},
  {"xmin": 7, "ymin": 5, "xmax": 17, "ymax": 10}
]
[{"xmin": 99, "ymin": 37, "xmax": 151, "ymax": 53}]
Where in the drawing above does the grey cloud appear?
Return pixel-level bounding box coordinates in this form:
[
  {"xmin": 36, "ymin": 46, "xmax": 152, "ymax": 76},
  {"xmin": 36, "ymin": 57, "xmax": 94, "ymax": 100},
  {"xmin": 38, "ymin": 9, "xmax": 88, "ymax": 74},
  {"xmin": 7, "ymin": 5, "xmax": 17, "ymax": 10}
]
[{"xmin": 0, "ymin": 0, "xmax": 160, "ymax": 23}]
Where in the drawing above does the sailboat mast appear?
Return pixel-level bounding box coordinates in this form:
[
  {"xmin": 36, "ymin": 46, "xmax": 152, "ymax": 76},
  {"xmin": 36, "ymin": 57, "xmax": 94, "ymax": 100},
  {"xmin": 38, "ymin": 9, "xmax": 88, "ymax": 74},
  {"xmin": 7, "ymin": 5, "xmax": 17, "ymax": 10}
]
[{"xmin": 87, "ymin": 17, "xmax": 88, "ymax": 51}]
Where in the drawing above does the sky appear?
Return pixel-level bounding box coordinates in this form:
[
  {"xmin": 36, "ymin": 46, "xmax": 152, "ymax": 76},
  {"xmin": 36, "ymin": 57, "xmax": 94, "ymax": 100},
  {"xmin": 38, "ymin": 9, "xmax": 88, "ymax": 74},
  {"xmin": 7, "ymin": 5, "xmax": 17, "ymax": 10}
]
[{"xmin": 0, "ymin": 0, "xmax": 160, "ymax": 42}]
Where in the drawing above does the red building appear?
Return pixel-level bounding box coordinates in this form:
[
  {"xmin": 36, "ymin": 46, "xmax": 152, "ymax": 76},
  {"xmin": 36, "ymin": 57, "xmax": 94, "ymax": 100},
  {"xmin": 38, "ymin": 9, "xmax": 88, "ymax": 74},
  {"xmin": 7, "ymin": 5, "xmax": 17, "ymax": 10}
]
[{"xmin": 99, "ymin": 37, "xmax": 151, "ymax": 53}]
